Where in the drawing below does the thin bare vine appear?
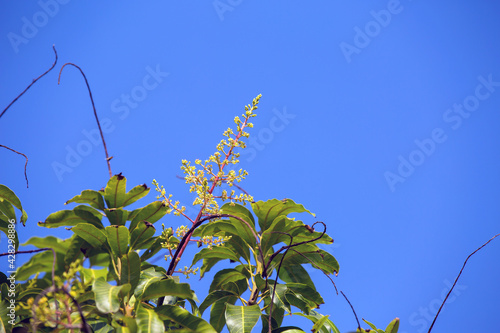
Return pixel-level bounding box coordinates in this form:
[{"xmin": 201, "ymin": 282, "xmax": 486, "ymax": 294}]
[
  {"xmin": 0, "ymin": 45, "xmax": 58, "ymax": 119},
  {"xmin": 58, "ymin": 63, "xmax": 113, "ymax": 178},
  {"xmin": 427, "ymin": 232, "xmax": 500, "ymax": 333},
  {"xmin": 0, "ymin": 145, "xmax": 29, "ymax": 188}
]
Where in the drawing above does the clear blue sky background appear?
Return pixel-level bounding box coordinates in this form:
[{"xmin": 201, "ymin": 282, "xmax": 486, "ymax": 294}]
[{"xmin": 1, "ymin": 2, "xmax": 500, "ymax": 332}]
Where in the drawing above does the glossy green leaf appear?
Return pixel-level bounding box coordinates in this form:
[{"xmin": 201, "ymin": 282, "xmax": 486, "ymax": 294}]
[
  {"xmin": 136, "ymin": 304, "xmax": 164, "ymax": 333},
  {"xmin": 72, "ymin": 223, "xmax": 107, "ymax": 248},
  {"xmin": 105, "ymin": 208, "xmax": 128, "ymax": 226},
  {"xmin": 141, "ymin": 278, "xmax": 195, "ymax": 301},
  {"xmin": 252, "ymin": 198, "xmax": 314, "ymax": 231},
  {"xmin": 279, "ymin": 265, "xmax": 315, "ymax": 290},
  {"xmin": 156, "ymin": 305, "xmax": 217, "ymax": 333},
  {"xmin": 39, "ymin": 205, "xmax": 103, "ymax": 228},
  {"xmin": 286, "ymin": 283, "xmax": 323, "ymax": 308},
  {"xmin": 199, "ymin": 257, "xmax": 221, "ymax": 278},
  {"xmin": 268, "ymin": 246, "xmax": 339, "ymax": 276},
  {"xmin": 0, "ymin": 199, "xmax": 15, "ymax": 221},
  {"xmin": 209, "ymin": 268, "xmax": 247, "ymax": 293},
  {"xmin": 192, "ymin": 247, "xmax": 240, "ymax": 268},
  {"xmin": 66, "ymin": 189, "xmax": 105, "ymax": 210},
  {"xmin": 120, "ymin": 251, "xmax": 141, "ymax": 291},
  {"xmin": 139, "ymin": 237, "xmax": 163, "ymax": 261},
  {"xmin": 134, "ymin": 267, "xmax": 164, "ymax": 300},
  {"xmin": 210, "ymin": 298, "xmax": 237, "ymax": 333},
  {"xmin": 225, "ymin": 304, "xmax": 261, "ymax": 333},
  {"xmin": 64, "ymin": 235, "xmax": 86, "ymax": 266},
  {"xmin": 16, "ymin": 249, "xmax": 63, "ymax": 281},
  {"xmin": 293, "ymin": 311, "xmax": 340, "ymax": 333},
  {"xmin": 0, "ymin": 185, "xmax": 27, "ymax": 225},
  {"xmin": 105, "ymin": 225, "xmax": 129, "ymax": 257},
  {"xmin": 92, "ymin": 278, "xmax": 130, "ymax": 313},
  {"xmin": 199, "ymin": 290, "xmax": 238, "ymax": 315},
  {"xmin": 220, "ymin": 203, "xmax": 257, "ymax": 247},
  {"xmin": 271, "ymin": 326, "xmax": 306, "ymax": 333},
  {"xmin": 129, "ymin": 201, "xmax": 168, "ymax": 231},
  {"xmin": 103, "ymin": 173, "xmax": 127, "ymax": 208},
  {"xmin": 0, "ymin": 217, "xmax": 18, "ymax": 252},
  {"xmin": 81, "ymin": 267, "xmax": 108, "ymax": 284},
  {"xmin": 21, "ymin": 235, "xmax": 69, "ymax": 254},
  {"xmin": 385, "ymin": 318, "xmax": 400, "ymax": 333},
  {"xmin": 130, "ymin": 221, "xmax": 156, "ymax": 250},
  {"xmin": 0, "ymin": 301, "xmax": 12, "ymax": 333}
]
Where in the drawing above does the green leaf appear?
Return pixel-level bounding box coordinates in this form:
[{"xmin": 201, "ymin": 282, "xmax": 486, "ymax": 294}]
[
  {"xmin": 285, "ymin": 283, "xmax": 324, "ymax": 308},
  {"xmin": 16, "ymin": 250, "xmax": 63, "ymax": 281},
  {"xmin": 252, "ymin": 198, "xmax": 314, "ymax": 232},
  {"xmin": 120, "ymin": 252, "xmax": 141, "ymax": 291},
  {"xmin": 81, "ymin": 267, "xmax": 108, "ymax": 284},
  {"xmin": 92, "ymin": 278, "xmax": 131, "ymax": 313},
  {"xmin": 141, "ymin": 278, "xmax": 195, "ymax": 301},
  {"xmin": 21, "ymin": 236, "xmax": 69, "ymax": 254},
  {"xmin": 130, "ymin": 221, "xmax": 156, "ymax": 250},
  {"xmin": 209, "ymin": 269, "xmax": 247, "ymax": 293},
  {"xmin": 139, "ymin": 237, "xmax": 163, "ymax": 261},
  {"xmin": 122, "ymin": 183, "xmax": 150, "ymax": 207},
  {"xmin": 103, "ymin": 173, "xmax": 127, "ymax": 208},
  {"xmin": 72, "ymin": 223, "xmax": 107, "ymax": 248},
  {"xmin": 293, "ymin": 311, "xmax": 340, "ymax": 333},
  {"xmin": 0, "ymin": 217, "xmax": 18, "ymax": 252},
  {"xmin": 199, "ymin": 290, "xmax": 238, "ymax": 315},
  {"xmin": 385, "ymin": 318, "xmax": 400, "ymax": 333},
  {"xmin": 64, "ymin": 235, "xmax": 85, "ymax": 266},
  {"xmin": 225, "ymin": 304, "xmax": 261, "ymax": 333},
  {"xmin": 156, "ymin": 305, "xmax": 217, "ymax": 333},
  {"xmin": 0, "ymin": 185, "xmax": 27, "ymax": 225},
  {"xmin": 269, "ymin": 246, "xmax": 339, "ymax": 276},
  {"xmin": 220, "ymin": 203, "xmax": 257, "ymax": 247},
  {"xmin": 105, "ymin": 208, "xmax": 128, "ymax": 226},
  {"xmin": 105, "ymin": 225, "xmax": 130, "ymax": 257},
  {"xmin": 210, "ymin": 298, "xmax": 236, "ymax": 332},
  {"xmin": 66, "ymin": 189, "xmax": 105, "ymax": 210},
  {"xmin": 134, "ymin": 267, "xmax": 164, "ymax": 300},
  {"xmin": 271, "ymin": 327, "xmax": 306, "ymax": 333},
  {"xmin": 279, "ymin": 265, "xmax": 315, "ymax": 290},
  {"xmin": 129, "ymin": 201, "xmax": 168, "ymax": 231},
  {"xmin": 39, "ymin": 205, "xmax": 103, "ymax": 228},
  {"xmin": 0, "ymin": 199, "xmax": 15, "ymax": 221},
  {"xmin": 0, "ymin": 301, "xmax": 12, "ymax": 333},
  {"xmin": 192, "ymin": 247, "xmax": 240, "ymax": 268},
  {"xmin": 136, "ymin": 304, "xmax": 164, "ymax": 333}
]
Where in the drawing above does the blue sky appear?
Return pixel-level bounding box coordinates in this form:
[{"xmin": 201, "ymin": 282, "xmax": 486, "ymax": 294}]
[{"xmin": 1, "ymin": 1, "xmax": 500, "ymax": 332}]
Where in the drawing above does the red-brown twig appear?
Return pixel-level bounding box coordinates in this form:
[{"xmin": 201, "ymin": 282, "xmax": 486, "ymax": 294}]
[
  {"xmin": 341, "ymin": 291, "xmax": 361, "ymax": 332},
  {"xmin": 0, "ymin": 45, "xmax": 58, "ymax": 119},
  {"xmin": 427, "ymin": 233, "xmax": 500, "ymax": 333},
  {"xmin": 58, "ymin": 63, "xmax": 112, "ymax": 178},
  {"xmin": 0, "ymin": 145, "xmax": 29, "ymax": 188}
]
